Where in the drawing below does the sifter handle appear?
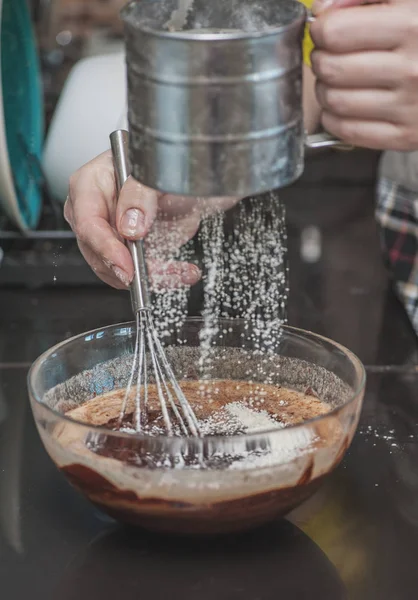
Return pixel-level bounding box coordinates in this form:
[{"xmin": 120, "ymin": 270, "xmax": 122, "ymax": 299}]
[{"xmin": 110, "ymin": 129, "xmax": 150, "ymax": 312}]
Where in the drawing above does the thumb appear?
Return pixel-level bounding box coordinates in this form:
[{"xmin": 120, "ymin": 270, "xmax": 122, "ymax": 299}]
[{"xmin": 116, "ymin": 176, "xmax": 160, "ymax": 241}]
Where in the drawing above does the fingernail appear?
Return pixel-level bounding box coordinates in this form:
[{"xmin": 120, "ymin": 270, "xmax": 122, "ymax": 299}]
[
  {"xmin": 120, "ymin": 208, "xmax": 145, "ymax": 238},
  {"xmin": 112, "ymin": 266, "xmax": 131, "ymax": 287},
  {"xmin": 312, "ymin": 0, "xmax": 335, "ymax": 13}
]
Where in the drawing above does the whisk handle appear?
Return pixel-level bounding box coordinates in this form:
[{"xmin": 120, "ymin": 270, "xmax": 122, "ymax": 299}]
[
  {"xmin": 110, "ymin": 130, "xmax": 151, "ymax": 312},
  {"xmin": 110, "ymin": 129, "xmax": 130, "ymax": 192}
]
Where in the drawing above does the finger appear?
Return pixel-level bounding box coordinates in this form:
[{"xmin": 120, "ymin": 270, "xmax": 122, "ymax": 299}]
[
  {"xmin": 198, "ymin": 196, "xmax": 241, "ymax": 217},
  {"xmin": 156, "ymin": 195, "xmax": 240, "ymax": 221},
  {"xmin": 314, "ymin": 0, "xmax": 411, "ymax": 12},
  {"xmin": 313, "ymin": 0, "xmax": 379, "ymax": 14},
  {"xmin": 311, "ymin": 50, "xmax": 406, "ymax": 89},
  {"xmin": 147, "ymin": 214, "xmax": 201, "ymax": 259},
  {"xmin": 157, "ymin": 195, "xmax": 199, "ymax": 219},
  {"xmin": 316, "ymin": 82, "xmax": 398, "ymax": 122},
  {"xmin": 147, "ymin": 260, "xmax": 202, "ymax": 290},
  {"xmin": 95, "ymin": 270, "xmax": 128, "ymax": 290},
  {"xmin": 75, "ymin": 215, "xmax": 134, "ymax": 286},
  {"xmin": 79, "ymin": 236, "xmax": 201, "ymax": 290},
  {"xmin": 69, "ymin": 154, "xmax": 135, "ymax": 285},
  {"xmin": 116, "ymin": 177, "xmax": 160, "ymax": 241},
  {"xmin": 321, "ymin": 110, "xmax": 407, "ymax": 150},
  {"xmin": 310, "ymin": 6, "xmax": 405, "ymax": 53},
  {"xmin": 77, "ymin": 240, "xmax": 129, "ymax": 289}
]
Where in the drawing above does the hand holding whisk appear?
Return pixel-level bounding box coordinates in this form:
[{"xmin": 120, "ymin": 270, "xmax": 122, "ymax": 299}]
[{"xmin": 109, "ymin": 130, "xmax": 201, "ymax": 437}]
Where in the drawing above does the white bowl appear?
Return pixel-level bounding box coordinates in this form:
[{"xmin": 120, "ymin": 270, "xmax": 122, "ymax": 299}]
[{"xmin": 43, "ymin": 51, "xmax": 128, "ymax": 202}]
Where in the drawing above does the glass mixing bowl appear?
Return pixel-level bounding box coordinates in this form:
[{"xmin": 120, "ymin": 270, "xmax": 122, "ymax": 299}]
[{"xmin": 28, "ymin": 318, "xmax": 365, "ymax": 535}]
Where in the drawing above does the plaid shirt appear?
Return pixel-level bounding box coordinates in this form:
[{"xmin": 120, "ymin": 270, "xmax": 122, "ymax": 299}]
[{"xmin": 376, "ymin": 177, "xmax": 418, "ymax": 333}]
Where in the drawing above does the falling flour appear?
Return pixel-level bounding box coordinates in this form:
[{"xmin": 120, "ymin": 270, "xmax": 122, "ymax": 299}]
[
  {"xmin": 146, "ymin": 192, "xmax": 288, "ymax": 389},
  {"xmin": 196, "ymin": 193, "xmax": 288, "ymax": 389}
]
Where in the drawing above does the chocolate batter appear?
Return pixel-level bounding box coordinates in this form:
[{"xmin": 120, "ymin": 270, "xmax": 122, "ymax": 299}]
[
  {"xmin": 65, "ymin": 379, "xmax": 331, "ymax": 434},
  {"xmin": 52, "ymin": 380, "xmax": 348, "ymax": 534}
]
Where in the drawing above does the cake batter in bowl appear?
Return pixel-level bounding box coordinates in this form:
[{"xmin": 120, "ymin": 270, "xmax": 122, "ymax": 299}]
[{"xmin": 28, "ymin": 318, "xmax": 365, "ymax": 535}]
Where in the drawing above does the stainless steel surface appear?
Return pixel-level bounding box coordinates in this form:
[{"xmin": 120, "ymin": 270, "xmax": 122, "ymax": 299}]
[
  {"xmin": 110, "ymin": 129, "xmax": 150, "ymax": 312},
  {"xmin": 305, "ymin": 132, "xmax": 353, "ymax": 152},
  {"xmin": 122, "ymin": 0, "xmax": 343, "ymax": 197},
  {"xmin": 110, "ymin": 129, "xmax": 200, "ymax": 437}
]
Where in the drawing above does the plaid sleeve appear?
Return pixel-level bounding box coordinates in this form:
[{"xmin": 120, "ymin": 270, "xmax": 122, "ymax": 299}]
[{"xmin": 376, "ymin": 177, "xmax": 418, "ymax": 334}]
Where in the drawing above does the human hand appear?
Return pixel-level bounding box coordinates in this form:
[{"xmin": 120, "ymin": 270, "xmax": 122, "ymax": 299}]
[
  {"xmin": 310, "ymin": 0, "xmax": 418, "ymax": 150},
  {"xmin": 64, "ymin": 150, "xmax": 239, "ymax": 290}
]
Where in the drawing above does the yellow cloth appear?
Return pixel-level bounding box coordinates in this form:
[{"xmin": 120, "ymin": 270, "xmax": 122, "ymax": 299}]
[{"xmin": 300, "ymin": 0, "xmax": 314, "ymax": 67}]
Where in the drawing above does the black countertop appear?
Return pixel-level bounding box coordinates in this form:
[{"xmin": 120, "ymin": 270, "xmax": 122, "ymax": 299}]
[{"xmin": 1, "ymin": 149, "xmax": 418, "ymax": 600}]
